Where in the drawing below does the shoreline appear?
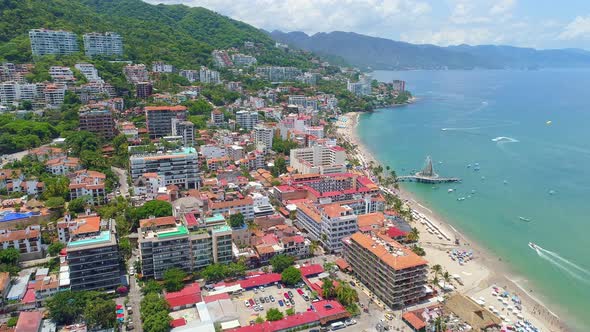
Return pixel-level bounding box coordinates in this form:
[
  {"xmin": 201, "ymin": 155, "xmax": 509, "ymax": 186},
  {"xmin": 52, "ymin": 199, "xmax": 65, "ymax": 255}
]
[{"xmin": 336, "ymin": 110, "xmax": 570, "ymax": 332}]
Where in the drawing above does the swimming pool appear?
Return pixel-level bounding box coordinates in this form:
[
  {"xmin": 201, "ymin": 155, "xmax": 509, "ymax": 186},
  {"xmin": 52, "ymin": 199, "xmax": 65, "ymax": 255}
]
[{"xmin": 0, "ymin": 211, "xmax": 35, "ymax": 222}]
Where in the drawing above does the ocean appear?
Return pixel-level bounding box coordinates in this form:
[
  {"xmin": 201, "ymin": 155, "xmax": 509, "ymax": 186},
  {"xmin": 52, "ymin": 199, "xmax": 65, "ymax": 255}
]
[{"xmin": 358, "ymin": 69, "xmax": 590, "ymax": 330}]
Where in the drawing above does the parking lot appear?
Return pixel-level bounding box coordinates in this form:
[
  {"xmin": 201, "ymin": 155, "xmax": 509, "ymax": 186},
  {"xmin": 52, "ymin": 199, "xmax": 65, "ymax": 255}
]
[{"xmin": 233, "ymin": 283, "xmax": 314, "ymax": 326}]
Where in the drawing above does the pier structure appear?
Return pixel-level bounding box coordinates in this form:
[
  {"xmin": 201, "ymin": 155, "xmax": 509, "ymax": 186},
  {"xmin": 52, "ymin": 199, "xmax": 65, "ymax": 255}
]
[{"xmin": 397, "ymin": 156, "xmax": 461, "ymax": 183}]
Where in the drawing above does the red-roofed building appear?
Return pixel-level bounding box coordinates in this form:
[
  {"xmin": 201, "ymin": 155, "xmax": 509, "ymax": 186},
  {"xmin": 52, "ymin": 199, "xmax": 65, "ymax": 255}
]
[
  {"xmin": 238, "ymin": 273, "xmax": 281, "ymax": 289},
  {"xmin": 312, "ymin": 300, "xmax": 350, "ymax": 325},
  {"xmin": 402, "ymin": 312, "xmax": 427, "ymax": 331},
  {"xmin": 203, "ymin": 292, "xmax": 230, "ymax": 303},
  {"xmin": 227, "ymin": 311, "xmax": 320, "ymax": 332},
  {"xmin": 387, "ymin": 226, "xmax": 409, "ymax": 241},
  {"xmin": 334, "ymin": 258, "xmax": 351, "ymax": 272},
  {"xmin": 170, "ymin": 318, "xmax": 187, "ymax": 328},
  {"xmin": 298, "ymin": 264, "xmax": 324, "ymax": 277},
  {"xmin": 165, "ymin": 283, "xmax": 202, "ymax": 311},
  {"xmin": 15, "ymin": 311, "xmax": 42, "ymax": 332}
]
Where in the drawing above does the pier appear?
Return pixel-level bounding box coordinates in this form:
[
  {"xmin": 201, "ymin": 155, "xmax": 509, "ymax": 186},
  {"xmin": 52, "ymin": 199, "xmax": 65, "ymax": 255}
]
[{"xmin": 397, "ymin": 156, "xmax": 461, "ymax": 184}]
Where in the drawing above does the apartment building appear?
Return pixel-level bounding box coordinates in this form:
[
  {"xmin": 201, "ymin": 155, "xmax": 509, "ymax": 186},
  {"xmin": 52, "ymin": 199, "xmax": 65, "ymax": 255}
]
[
  {"xmin": 79, "ymin": 108, "xmax": 116, "ymax": 139},
  {"xmin": 200, "ymin": 144, "xmax": 227, "ymax": 159},
  {"xmin": 49, "ymin": 66, "xmax": 75, "ymax": 84},
  {"xmin": 138, "ymin": 216, "xmax": 192, "ymax": 279},
  {"xmin": 236, "ymin": 110, "xmax": 258, "ymax": 130},
  {"xmin": 74, "ymin": 63, "xmax": 102, "ymax": 82},
  {"xmin": 64, "ymin": 218, "xmax": 121, "ymax": 291},
  {"xmin": 29, "ymin": 29, "xmax": 79, "ymax": 56},
  {"xmin": 0, "ymin": 81, "xmax": 45, "ymax": 106},
  {"xmin": 129, "ymin": 147, "xmax": 199, "ymax": 189},
  {"xmin": 29, "ymin": 146, "xmax": 66, "ymax": 161},
  {"xmin": 289, "ymin": 144, "xmax": 346, "ymax": 175},
  {"xmin": 68, "ymin": 170, "xmax": 107, "ymax": 205},
  {"xmin": 209, "ymin": 196, "xmax": 254, "ymax": 221},
  {"xmin": 343, "ymin": 232, "xmax": 428, "ymax": 308},
  {"xmin": 255, "ymin": 66, "xmax": 302, "ymax": 82},
  {"xmin": 179, "ymin": 69, "xmax": 199, "ymax": 83},
  {"xmin": 152, "ymin": 61, "xmax": 175, "ymax": 73},
  {"xmin": 347, "ymin": 75, "xmax": 372, "ymax": 96},
  {"xmin": 123, "ymin": 64, "xmax": 148, "ymax": 83},
  {"xmin": 145, "ymin": 105, "xmax": 188, "ymax": 138},
  {"xmin": 392, "ymin": 80, "xmax": 406, "ymax": 92},
  {"xmin": 43, "ymin": 83, "xmax": 66, "ymax": 108},
  {"xmin": 0, "ymin": 226, "xmax": 43, "ymax": 261},
  {"xmin": 133, "ymin": 173, "xmax": 165, "ymax": 200},
  {"xmin": 138, "ymin": 214, "xmax": 233, "ymax": 279},
  {"xmin": 212, "ymin": 50, "xmax": 233, "ymax": 68},
  {"xmin": 295, "ymin": 202, "xmax": 357, "ymax": 253},
  {"xmin": 136, "ymin": 81, "xmax": 152, "ymax": 99},
  {"xmin": 45, "ymin": 156, "xmax": 81, "ymax": 175},
  {"xmin": 254, "ymin": 125, "xmax": 274, "ymax": 153},
  {"xmin": 199, "ymin": 67, "xmax": 221, "ymax": 84},
  {"xmin": 171, "ymin": 118, "xmax": 195, "ymax": 147},
  {"xmin": 231, "ymin": 54, "xmax": 257, "ymax": 67},
  {"xmin": 210, "ymin": 109, "xmax": 225, "ymax": 126},
  {"xmin": 83, "ymin": 32, "xmax": 123, "ymax": 57}
]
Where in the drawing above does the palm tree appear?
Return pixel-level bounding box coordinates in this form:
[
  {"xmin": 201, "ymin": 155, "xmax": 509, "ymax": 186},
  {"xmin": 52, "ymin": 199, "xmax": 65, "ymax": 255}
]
[
  {"xmin": 431, "ymin": 264, "xmax": 443, "ymax": 278},
  {"xmin": 406, "ymin": 227, "xmax": 420, "ymax": 243},
  {"xmin": 321, "ymin": 278, "xmax": 335, "ymax": 299},
  {"xmin": 309, "ymin": 240, "xmax": 319, "ymax": 257},
  {"xmin": 390, "ymin": 170, "xmax": 397, "ymax": 182},
  {"xmin": 336, "ymin": 285, "xmax": 358, "ymax": 306},
  {"xmin": 431, "ymin": 275, "xmax": 439, "ymax": 288},
  {"xmin": 442, "ymin": 271, "xmax": 451, "ymax": 289},
  {"xmin": 434, "ymin": 316, "xmax": 446, "ymax": 332}
]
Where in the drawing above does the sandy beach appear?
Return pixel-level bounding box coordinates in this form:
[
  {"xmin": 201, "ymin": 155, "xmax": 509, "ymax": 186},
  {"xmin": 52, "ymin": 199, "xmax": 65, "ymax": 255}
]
[{"xmin": 336, "ymin": 111, "xmax": 569, "ymax": 332}]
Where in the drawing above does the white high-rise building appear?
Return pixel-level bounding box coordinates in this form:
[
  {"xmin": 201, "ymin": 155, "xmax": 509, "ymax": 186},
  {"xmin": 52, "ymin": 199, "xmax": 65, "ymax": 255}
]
[
  {"xmin": 129, "ymin": 147, "xmax": 200, "ymax": 189},
  {"xmin": 75, "ymin": 63, "xmax": 102, "ymax": 82},
  {"xmin": 289, "ymin": 144, "xmax": 347, "ymax": 175},
  {"xmin": 254, "ymin": 125, "xmax": 274, "ymax": 153},
  {"xmin": 171, "ymin": 118, "xmax": 195, "ymax": 147},
  {"xmin": 199, "ymin": 67, "xmax": 221, "ymax": 84},
  {"xmin": 83, "ymin": 32, "xmax": 123, "ymax": 57},
  {"xmin": 29, "ymin": 29, "xmax": 79, "ymax": 56},
  {"xmin": 236, "ymin": 110, "xmax": 258, "ymax": 130},
  {"xmin": 179, "ymin": 70, "xmax": 199, "ymax": 83}
]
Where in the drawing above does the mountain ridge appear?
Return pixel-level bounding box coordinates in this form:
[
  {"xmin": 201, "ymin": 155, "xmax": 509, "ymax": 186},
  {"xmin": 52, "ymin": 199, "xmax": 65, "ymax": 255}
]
[{"xmin": 269, "ymin": 30, "xmax": 590, "ymax": 70}]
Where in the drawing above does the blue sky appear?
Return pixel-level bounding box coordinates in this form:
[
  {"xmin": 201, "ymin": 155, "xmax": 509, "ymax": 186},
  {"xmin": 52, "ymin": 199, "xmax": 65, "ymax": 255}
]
[{"xmin": 147, "ymin": 0, "xmax": 590, "ymax": 49}]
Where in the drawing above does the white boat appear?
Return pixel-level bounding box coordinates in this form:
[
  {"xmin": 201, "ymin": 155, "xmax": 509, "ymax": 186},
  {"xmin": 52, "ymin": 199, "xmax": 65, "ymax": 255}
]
[
  {"xmin": 528, "ymin": 242, "xmax": 539, "ymax": 251},
  {"xmin": 519, "ymin": 216, "xmax": 531, "ymax": 222},
  {"xmin": 457, "ymin": 197, "xmax": 466, "ymax": 201},
  {"xmin": 448, "ymin": 189, "xmax": 454, "ymax": 193}
]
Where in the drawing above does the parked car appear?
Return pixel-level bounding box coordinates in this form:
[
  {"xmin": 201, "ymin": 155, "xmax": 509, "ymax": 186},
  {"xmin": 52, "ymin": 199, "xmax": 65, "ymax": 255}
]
[
  {"xmin": 249, "ymin": 299, "xmax": 255, "ymax": 306},
  {"xmin": 297, "ymin": 289, "xmax": 304, "ymax": 295},
  {"xmin": 345, "ymin": 319, "xmax": 357, "ymax": 326},
  {"xmin": 254, "ymin": 288, "xmax": 258, "ymax": 294},
  {"xmin": 260, "ymin": 297, "xmax": 265, "ymax": 303},
  {"xmin": 349, "ymin": 281, "xmax": 356, "ymax": 287},
  {"xmin": 284, "ymin": 292, "xmax": 290, "ymax": 299},
  {"xmin": 269, "ymin": 295, "xmax": 275, "ymax": 302},
  {"xmin": 288, "ymin": 291, "xmax": 294, "ymax": 298},
  {"xmin": 278, "ymin": 300, "xmax": 284, "ymax": 307},
  {"xmin": 277, "ymin": 284, "xmax": 283, "ymax": 289},
  {"xmin": 264, "ymin": 296, "xmax": 269, "ymax": 302},
  {"xmin": 244, "ymin": 300, "xmax": 250, "ymax": 307},
  {"xmin": 289, "ymin": 298, "xmax": 295, "ymax": 305}
]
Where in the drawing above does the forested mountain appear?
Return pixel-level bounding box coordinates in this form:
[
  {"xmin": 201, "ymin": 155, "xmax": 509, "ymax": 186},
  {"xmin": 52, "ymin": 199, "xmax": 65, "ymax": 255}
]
[
  {"xmin": 0, "ymin": 0, "xmax": 312, "ymax": 68},
  {"xmin": 270, "ymin": 30, "xmax": 590, "ymax": 70}
]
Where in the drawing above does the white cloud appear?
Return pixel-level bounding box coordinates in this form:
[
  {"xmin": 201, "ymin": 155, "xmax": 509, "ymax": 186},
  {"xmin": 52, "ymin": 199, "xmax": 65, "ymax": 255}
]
[
  {"xmin": 558, "ymin": 16, "xmax": 590, "ymax": 40},
  {"xmin": 490, "ymin": 0, "xmax": 515, "ymax": 15}
]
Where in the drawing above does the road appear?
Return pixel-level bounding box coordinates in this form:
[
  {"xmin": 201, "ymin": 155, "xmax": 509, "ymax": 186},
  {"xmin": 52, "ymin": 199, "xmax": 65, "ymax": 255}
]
[
  {"xmin": 127, "ymin": 250, "xmax": 143, "ymax": 331},
  {"xmin": 111, "ymin": 166, "xmax": 130, "ymax": 197}
]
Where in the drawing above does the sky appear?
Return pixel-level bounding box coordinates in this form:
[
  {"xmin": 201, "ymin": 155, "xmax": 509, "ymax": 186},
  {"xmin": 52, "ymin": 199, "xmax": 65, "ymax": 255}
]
[{"xmin": 145, "ymin": 0, "xmax": 590, "ymax": 49}]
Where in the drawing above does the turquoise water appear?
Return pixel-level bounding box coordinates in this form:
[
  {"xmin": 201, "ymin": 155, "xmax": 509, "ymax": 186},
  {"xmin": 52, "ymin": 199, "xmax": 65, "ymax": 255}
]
[{"xmin": 359, "ymin": 69, "xmax": 590, "ymax": 330}]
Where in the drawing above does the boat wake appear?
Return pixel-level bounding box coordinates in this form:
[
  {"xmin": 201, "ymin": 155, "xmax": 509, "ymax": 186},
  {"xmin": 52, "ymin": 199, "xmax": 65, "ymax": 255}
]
[
  {"xmin": 534, "ymin": 244, "xmax": 590, "ymax": 283},
  {"xmin": 442, "ymin": 127, "xmax": 482, "ymax": 131},
  {"xmin": 492, "ymin": 136, "xmax": 519, "ymax": 143}
]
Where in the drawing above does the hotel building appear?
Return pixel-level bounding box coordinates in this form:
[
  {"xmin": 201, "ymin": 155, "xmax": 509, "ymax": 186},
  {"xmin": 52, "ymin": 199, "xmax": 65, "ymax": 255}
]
[
  {"xmin": 289, "ymin": 144, "xmax": 347, "ymax": 175},
  {"xmin": 129, "ymin": 147, "xmax": 199, "ymax": 189},
  {"xmin": 29, "ymin": 29, "xmax": 79, "ymax": 56},
  {"xmin": 343, "ymin": 232, "xmax": 428, "ymax": 308},
  {"xmin": 83, "ymin": 32, "xmax": 123, "ymax": 57},
  {"xmin": 145, "ymin": 105, "xmax": 188, "ymax": 138}
]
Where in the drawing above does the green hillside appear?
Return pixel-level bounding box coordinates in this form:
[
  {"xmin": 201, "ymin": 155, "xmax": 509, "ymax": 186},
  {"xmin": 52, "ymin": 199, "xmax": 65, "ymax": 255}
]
[{"xmin": 0, "ymin": 0, "xmax": 312, "ymax": 68}]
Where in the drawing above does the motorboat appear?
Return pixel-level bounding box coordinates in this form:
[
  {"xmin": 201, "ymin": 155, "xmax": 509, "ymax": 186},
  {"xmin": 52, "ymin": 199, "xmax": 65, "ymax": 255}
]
[
  {"xmin": 528, "ymin": 242, "xmax": 539, "ymax": 251},
  {"xmin": 519, "ymin": 216, "xmax": 531, "ymax": 222}
]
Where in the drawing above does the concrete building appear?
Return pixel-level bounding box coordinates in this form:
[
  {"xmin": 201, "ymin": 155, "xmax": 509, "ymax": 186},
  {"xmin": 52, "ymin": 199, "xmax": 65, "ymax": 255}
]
[
  {"xmin": 171, "ymin": 118, "xmax": 195, "ymax": 147},
  {"xmin": 29, "ymin": 29, "xmax": 78, "ymax": 56},
  {"xmin": 254, "ymin": 125, "xmax": 273, "ymax": 153},
  {"xmin": 45, "ymin": 156, "xmax": 81, "ymax": 176},
  {"xmin": 255, "ymin": 66, "xmax": 302, "ymax": 82},
  {"xmin": 65, "ymin": 218, "xmax": 121, "ymax": 291},
  {"xmin": 136, "ymin": 81, "xmax": 152, "ymax": 99},
  {"xmin": 343, "ymin": 232, "xmax": 428, "ymax": 308},
  {"xmin": 43, "ymin": 83, "xmax": 66, "ymax": 108},
  {"xmin": 347, "ymin": 75, "xmax": 372, "ymax": 96},
  {"xmin": 145, "ymin": 105, "xmax": 188, "ymax": 138},
  {"xmin": 129, "ymin": 147, "xmax": 199, "ymax": 189},
  {"xmin": 231, "ymin": 54, "xmax": 257, "ymax": 67},
  {"xmin": 295, "ymin": 202, "xmax": 357, "ymax": 253},
  {"xmin": 209, "ymin": 196, "xmax": 254, "ymax": 221},
  {"xmin": 152, "ymin": 61, "xmax": 175, "ymax": 73},
  {"xmin": 289, "ymin": 144, "xmax": 346, "ymax": 175},
  {"xmin": 185, "ymin": 214, "xmax": 233, "ymax": 270},
  {"xmin": 68, "ymin": 170, "xmax": 106, "ymax": 205},
  {"xmin": 210, "ymin": 109, "xmax": 225, "ymax": 126},
  {"xmin": 199, "ymin": 67, "xmax": 221, "ymax": 84},
  {"xmin": 179, "ymin": 69, "xmax": 199, "ymax": 83},
  {"xmin": 212, "ymin": 50, "xmax": 233, "ymax": 68},
  {"xmin": 83, "ymin": 32, "xmax": 123, "ymax": 57},
  {"xmin": 74, "ymin": 63, "xmax": 102, "ymax": 82},
  {"xmin": 133, "ymin": 172, "xmax": 165, "ymax": 200},
  {"xmin": 200, "ymin": 144, "xmax": 227, "ymax": 159},
  {"xmin": 392, "ymin": 80, "xmax": 406, "ymax": 92},
  {"xmin": 123, "ymin": 64, "xmax": 148, "ymax": 83},
  {"xmin": 0, "ymin": 226, "xmax": 43, "ymax": 261},
  {"xmin": 235, "ymin": 110, "xmax": 258, "ymax": 130},
  {"xmin": 79, "ymin": 108, "xmax": 116, "ymax": 139}
]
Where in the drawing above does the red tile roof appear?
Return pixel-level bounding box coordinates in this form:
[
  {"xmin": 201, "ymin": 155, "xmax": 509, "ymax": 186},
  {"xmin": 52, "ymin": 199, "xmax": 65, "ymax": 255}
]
[
  {"xmin": 312, "ymin": 300, "xmax": 349, "ymax": 321},
  {"xmin": 139, "ymin": 216, "xmax": 176, "ymax": 228},
  {"xmin": 334, "ymin": 258, "xmax": 351, "ymax": 271},
  {"xmin": 170, "ymin": 318, "xmax": 187, "ymax": 328},
  {"xmin": 15, "ymin": 311, "xmax": 42, "ymax": 332},
  {"xmin": 238, "ymin": 273, "xmax": 281, "ymax": 289},
  {"xmin": 203, "ymin": 292, "xmax": 230, "ymax": 303},
  {"xmin": 165, "ymin": 283, "xmax": 202, "ymax": 309},
  {"xmin": 402, "ymin": 312, "xmax": 427, "ymax": 330},
  {"xmin": 227, "ymin": 311, "xmax": 319, "ymax": 332},
  {"xmin": 387, "ymin": 227, "xmax": 409, "ymax": 238},
  {"xmin": 298, "ymin": 264, "xmax": 324, "ymax": 277},
  {"xmin": 21, "ymin": 289, "xmax": 36, "ymax": 304}
]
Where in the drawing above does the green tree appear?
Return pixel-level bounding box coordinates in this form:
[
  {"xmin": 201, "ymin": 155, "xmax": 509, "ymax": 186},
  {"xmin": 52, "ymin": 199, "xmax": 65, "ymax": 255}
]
[
  {"xmin": 266, "ymin": 308, "xmax": 284, "ymax": 321},
  {"xmin": 271, "ymin": 156, "xmax": 288, "ymax": 177},
  {"xmin": 68, "ymin": 197, "xmax": 87, "ymax": 213},
  {"xmin": 406, "ymin": 227, "xmax": 420, "ymax": 242},
  {"xmin": 134, "ymin": 200, "xmax": 173, "ymax": 225},
  {"xmin": 321, "ymin": 278, "xmax": 335, "ymax": 299},
  {"xmin": 47, "ymin": 291, "xmax": 88, "ymax": 325},
  {"xmin": 47, "ymin": 242, "xmax": 65, "ymax": 256},
  {"xmin": 335, "ymin": 284, "xmax": 358, "ymax": 306},
  {"xmin": 286, "ymin": 308, "xmax": 295, "ymax": 316},
  {"xmin": 229, "ymin": 212, "xmax": 245, "ymax": 228},
  {"xmin": 0, "ymin": 248, "xmax": 19, "ymax": 265},
  {"xmin": 200, "ymin": 263, "xmax": 228, "ymax": 282},
  {"xmin": 66, "ymin": 131, "xmax": 100, "ymax": 157},
  {"xmin": 163, "ymin": 268, "xmax": 187, "ymax": 292},
  {"xmin": 45, "ymin": 196, "xmax": 66, "ymax": 210},
  {"xmin": 281, "ymin": 266, "xmax": 302, "ymax": 286},
  {"xmin": 270, "ymin": 254, "xmax": 295, "ymax": 273},
  {"xmin": 255, "ymin": 316, "xmax": 265, "ymax": 324},
  {"xmin": 84, "ymin": 297, "xmax": 116, "ymax": 329},
  {"xmin": 6, "ymin": 317, "xmax": 17, "ymax": 327},
  {"xmin": 272, "ymin": 137, "xmax": 298, "ymax": 154},
  {"xmin": 142, "ymin": 280, "xmax": 163, "ymax": 295},
  {"xmin": 140, "ymin": 293, "xmax": 171, "ymax": 332}
]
